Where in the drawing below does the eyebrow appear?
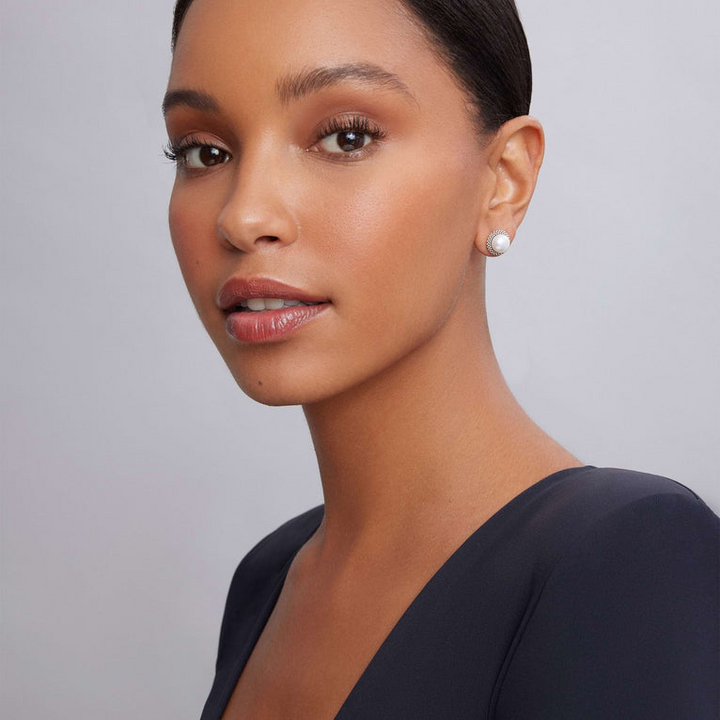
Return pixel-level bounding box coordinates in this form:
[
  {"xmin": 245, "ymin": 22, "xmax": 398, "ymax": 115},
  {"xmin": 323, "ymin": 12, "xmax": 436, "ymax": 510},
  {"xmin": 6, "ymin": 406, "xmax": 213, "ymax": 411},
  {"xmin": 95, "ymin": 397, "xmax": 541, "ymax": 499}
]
[
  {"xmin": 162, "ymin": 89, "xmax": 220, "ymax": 116},
  {"xmin": 162, "ymin": 62, "xmax": 418, "ymax": 116},
  {"xmin": 275, "ymin": 62, "xmax": 418, "ymax": 108}
]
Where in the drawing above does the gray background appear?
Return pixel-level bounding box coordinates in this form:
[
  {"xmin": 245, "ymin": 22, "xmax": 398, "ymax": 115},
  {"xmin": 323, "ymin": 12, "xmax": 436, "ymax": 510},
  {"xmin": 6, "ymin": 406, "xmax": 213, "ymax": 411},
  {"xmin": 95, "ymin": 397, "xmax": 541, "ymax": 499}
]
[{"xmin": 2, "ymin": 1, "xmax": 718, "ymax": 717}]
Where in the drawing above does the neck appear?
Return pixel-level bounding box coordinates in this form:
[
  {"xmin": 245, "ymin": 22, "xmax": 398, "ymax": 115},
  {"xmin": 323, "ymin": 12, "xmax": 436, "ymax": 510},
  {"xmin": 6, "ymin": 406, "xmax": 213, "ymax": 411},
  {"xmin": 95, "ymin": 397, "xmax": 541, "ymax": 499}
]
[{"xmin": 301, "ymin": 274, "xmax": 579, "ymax": 562}]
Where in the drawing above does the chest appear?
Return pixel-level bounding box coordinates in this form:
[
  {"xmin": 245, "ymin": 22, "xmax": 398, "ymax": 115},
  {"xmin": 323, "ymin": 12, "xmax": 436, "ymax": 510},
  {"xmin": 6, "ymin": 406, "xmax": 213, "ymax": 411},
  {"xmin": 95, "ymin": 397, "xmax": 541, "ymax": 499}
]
[
  {"xmin": 215, "ymin": 500, "xmax": 529, "ymax": 719},
  {"xmin": 220, "ymin": 575, "xmax": 418, "ymax": 720}
]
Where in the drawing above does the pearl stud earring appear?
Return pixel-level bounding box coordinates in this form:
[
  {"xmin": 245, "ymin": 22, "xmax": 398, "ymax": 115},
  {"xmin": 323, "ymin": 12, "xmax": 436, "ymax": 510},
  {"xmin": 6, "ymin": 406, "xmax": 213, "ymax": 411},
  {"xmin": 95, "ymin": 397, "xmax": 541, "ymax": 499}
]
[{"xmin": 486, "ymin": 230, "xmax": 511, "ymax": 257}]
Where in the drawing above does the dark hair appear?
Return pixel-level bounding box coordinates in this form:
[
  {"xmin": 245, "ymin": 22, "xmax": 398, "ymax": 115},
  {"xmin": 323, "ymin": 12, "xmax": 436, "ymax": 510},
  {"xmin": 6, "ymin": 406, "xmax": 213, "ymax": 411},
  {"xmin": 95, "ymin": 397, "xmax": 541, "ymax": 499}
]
[{"xmin": 170, "ymin": 0, "xmax": 532, "ymax": 134}]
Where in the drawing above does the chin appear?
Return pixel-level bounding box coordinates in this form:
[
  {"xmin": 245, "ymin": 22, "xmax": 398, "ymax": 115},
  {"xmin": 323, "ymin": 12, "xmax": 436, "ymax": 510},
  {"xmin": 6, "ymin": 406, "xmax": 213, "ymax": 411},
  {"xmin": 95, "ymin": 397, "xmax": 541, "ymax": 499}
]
[
  {"xmin": 228, "ymin": 363, "xmax": 349, "ymax": 407},
  {"xmin": 235, "ymin": 381, "xmax": 319, "ymax": 407}
]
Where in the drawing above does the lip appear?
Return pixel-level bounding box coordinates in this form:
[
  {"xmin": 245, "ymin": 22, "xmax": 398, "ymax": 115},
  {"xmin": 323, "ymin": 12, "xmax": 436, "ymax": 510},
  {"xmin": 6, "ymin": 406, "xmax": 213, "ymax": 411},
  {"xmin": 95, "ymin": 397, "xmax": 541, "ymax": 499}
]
[
  {"xmin": 218, "ymin": 276, "xmax": 331, "ymax": 344},
  {"xmin": 217, "ymin": 276, "xmax": 330, "ymax": 311}
]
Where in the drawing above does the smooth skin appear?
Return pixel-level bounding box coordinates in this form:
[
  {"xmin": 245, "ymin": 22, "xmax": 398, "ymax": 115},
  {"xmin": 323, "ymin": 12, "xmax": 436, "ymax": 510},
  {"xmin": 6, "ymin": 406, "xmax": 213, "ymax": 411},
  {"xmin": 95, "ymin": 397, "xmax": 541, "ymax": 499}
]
[{"xmin": 165, "ymin": 0, "xmax": 581, "ymax": 716}]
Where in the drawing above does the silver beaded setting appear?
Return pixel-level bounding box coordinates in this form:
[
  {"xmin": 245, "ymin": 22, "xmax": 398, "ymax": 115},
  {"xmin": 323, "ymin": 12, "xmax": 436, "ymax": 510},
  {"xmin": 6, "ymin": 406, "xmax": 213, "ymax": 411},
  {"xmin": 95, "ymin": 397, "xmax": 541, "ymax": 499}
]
[{"xmin": 486, "ymin": 230, "xmax": 511, "ymax": 257}]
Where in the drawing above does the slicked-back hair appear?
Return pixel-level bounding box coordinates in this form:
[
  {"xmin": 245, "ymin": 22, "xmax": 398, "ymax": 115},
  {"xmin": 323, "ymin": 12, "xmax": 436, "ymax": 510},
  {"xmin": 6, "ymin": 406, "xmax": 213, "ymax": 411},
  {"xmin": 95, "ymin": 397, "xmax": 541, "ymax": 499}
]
[{"xmin": 170, "ymin": 0, "xmax": 532, "ymax": 134}]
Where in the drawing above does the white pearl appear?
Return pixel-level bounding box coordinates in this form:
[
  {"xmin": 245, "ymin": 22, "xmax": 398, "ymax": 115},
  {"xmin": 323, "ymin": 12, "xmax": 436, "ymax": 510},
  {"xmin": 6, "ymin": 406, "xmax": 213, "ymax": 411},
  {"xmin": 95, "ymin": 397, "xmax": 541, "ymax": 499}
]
[{"xmin": 491, "ymin": 232, "xmax": 511, "ymax": 254}]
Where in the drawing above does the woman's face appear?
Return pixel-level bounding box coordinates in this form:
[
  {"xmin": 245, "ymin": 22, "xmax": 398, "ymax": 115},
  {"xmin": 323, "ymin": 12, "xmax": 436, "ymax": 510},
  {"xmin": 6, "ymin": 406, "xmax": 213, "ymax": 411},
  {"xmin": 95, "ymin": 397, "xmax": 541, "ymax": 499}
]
[{"xmin": 165, "ymin": 0, "xmax": 497, "ymax": 406}]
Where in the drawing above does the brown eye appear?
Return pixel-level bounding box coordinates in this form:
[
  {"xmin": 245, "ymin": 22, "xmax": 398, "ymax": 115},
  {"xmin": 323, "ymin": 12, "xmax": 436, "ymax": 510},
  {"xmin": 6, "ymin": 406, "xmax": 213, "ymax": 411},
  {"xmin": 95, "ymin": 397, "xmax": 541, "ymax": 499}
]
[
  {"xmin": 184, "ymin": 145, "xmax": 230, "ymax": 168},
  {"xmin": 319, "ymin": 130, "xmax": 371, "ymax": 154}
]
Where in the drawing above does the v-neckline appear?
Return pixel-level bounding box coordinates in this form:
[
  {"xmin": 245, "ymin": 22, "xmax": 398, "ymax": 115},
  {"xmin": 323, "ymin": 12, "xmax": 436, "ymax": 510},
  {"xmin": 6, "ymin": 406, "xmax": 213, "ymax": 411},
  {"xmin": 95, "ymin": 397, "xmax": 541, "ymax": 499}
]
[{"xmin": 219, "ymin": 465, "xmax": 593, "ymax": 718}]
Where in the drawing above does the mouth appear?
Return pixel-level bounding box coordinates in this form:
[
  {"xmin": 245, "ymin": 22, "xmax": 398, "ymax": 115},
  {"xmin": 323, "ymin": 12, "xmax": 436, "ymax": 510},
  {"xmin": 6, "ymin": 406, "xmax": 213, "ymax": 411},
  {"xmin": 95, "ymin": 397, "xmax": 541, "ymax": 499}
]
[
  {"xmin": 230, "ymin": 297, "xmax": 324, "ymax": 313},
  {"xmin": 217, "ymin": 276, "xmax": 330, "ymax": 313},
  {"xmin": 217, "ymin": 276, "xmax": 331, "ymax": 344}
]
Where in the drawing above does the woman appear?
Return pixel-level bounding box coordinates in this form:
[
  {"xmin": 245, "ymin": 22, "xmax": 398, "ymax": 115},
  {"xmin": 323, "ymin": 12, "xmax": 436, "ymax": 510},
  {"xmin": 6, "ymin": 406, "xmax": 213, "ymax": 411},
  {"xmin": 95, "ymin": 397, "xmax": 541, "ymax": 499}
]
[{"xmin": 162, "ymin": 0, "xmax": 719, "ymax": 717}]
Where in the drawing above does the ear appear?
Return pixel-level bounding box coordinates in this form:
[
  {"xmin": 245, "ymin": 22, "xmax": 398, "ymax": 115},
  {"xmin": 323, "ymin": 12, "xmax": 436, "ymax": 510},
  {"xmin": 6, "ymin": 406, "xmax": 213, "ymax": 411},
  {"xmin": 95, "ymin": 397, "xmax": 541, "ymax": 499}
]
[{"xmin": 474, "ymin": 116, "xmax": 545, "ymax": 256}]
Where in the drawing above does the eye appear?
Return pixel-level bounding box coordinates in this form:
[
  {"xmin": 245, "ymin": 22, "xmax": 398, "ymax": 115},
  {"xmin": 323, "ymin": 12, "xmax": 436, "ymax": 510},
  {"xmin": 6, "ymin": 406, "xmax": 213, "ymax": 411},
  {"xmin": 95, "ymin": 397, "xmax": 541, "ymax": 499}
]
[
  {"xmin": 318, "ymin": 129, "xmax": 371, "ymax": 154},
  {"xmin": 314, "ymin": 115, "xmax": 387, "ymax": 159},
  {"xmin": 183, "ymin": 145, "xmax": 230, "ymax": 168},
  {"xmin": 163, "ymin": 136, "xmax": 231, "ymax": 171}
]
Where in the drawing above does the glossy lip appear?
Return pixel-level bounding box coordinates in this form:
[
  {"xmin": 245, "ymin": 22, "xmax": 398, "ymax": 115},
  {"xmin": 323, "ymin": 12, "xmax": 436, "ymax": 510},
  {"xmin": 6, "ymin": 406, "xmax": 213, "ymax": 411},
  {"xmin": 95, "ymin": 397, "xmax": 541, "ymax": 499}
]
[
  {"xmin": 217, "ymin": 276, "xmax": 330, "ymax": 311},
  {"xmin": 218, "ymin": 276, "xmax": 331, "ymax": 344},
  {"xmin": 225, "ymin": 304, "xmax": 330, "ymax": 344}
]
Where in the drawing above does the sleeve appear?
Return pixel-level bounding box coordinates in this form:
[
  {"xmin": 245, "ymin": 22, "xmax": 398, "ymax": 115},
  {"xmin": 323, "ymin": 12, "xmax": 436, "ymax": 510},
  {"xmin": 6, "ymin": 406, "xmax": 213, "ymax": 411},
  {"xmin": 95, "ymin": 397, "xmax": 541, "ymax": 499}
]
[{"xmin": 493, "ymin": 491, "xmax": 720, "ymax": 720}]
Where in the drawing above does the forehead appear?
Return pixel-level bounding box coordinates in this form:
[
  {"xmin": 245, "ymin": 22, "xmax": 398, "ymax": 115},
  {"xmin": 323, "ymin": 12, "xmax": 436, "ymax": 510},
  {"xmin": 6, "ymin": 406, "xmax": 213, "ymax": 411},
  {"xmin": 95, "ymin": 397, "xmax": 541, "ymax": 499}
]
[{"xmin": 169, "ymin": 0, "xmax": 466, "ymax": 114}]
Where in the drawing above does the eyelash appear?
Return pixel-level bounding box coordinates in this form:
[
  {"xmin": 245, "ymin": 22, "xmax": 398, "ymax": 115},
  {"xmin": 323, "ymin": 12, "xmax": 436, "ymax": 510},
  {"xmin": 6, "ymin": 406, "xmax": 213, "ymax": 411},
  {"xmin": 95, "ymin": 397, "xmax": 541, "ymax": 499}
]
[
  {"xmin": 162, "ymin": 133, "xmax": 214, "ymax": 165},
  {"xmin": 313, "ymin": 115, "xmax": 387, "ymax": 159},
  {"xmin": 163, "ymin": 115, "xmax": 388, "ymax": 170}
]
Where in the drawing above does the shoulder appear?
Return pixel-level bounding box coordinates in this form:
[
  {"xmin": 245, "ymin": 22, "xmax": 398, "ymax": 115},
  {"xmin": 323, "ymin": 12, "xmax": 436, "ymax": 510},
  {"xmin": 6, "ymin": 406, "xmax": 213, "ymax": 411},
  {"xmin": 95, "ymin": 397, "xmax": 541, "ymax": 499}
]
[
  {"xmin": 227, "ymin": 503, "xmax": 325, "ymax": 593},
  {"xmin": 533, "ymin": 465, "xmax": 710, "ymax": 518},
  {"xmin": 214, "ymin": 504, "xmax": 324, "ymax": 669},
  {"xmin": 224, "ymin": 503, "xmax": 324, "ymax": 608},
  {"xmin": 493, "ymin": 468, "xmax": 719, "ymax": 719},
  {"xmin": 515, "ymin": 466, "xmax": 717, "ymax": 568},
  {"xmin": 538, "ymin": 466, "xmax": 719, "ymax": 608}
]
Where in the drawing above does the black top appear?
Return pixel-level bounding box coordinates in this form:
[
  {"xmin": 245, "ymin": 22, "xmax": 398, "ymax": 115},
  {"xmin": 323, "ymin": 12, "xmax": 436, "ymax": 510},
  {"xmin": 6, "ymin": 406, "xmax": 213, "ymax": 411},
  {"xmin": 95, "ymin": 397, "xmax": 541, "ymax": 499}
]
[{"xmin": 200, "ymin": 466, "xmax": 719, "ymax": 719}]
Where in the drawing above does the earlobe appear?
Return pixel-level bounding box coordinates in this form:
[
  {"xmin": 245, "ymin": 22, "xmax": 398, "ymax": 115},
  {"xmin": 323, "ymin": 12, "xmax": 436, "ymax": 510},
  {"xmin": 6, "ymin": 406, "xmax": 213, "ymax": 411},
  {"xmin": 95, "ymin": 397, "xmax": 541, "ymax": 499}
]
[{"xmin": 474, "ymin": 116, "xmax": 545, "ymax": 257}]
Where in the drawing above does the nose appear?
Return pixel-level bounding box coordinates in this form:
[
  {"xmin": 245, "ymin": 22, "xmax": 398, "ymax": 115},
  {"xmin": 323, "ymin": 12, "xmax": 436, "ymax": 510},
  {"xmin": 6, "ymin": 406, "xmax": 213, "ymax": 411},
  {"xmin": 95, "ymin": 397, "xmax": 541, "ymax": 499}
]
[{"xmin": 216, "ymin": 149, "xmax": 299, "ymax": 253}]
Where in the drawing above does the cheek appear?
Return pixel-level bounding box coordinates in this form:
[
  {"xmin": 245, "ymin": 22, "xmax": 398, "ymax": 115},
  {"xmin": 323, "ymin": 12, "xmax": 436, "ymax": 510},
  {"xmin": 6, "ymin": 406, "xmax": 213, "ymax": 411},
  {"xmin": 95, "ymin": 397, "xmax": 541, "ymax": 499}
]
[
  {"xmin": 168, "ymin": 185, "xmax": 219, "ymax": 313},
  {"xmin": 316, "ymin": 152, "xmax": 481, "ymax": 342}
]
